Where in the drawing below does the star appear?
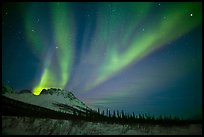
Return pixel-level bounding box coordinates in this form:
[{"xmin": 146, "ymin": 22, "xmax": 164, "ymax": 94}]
[
  {"xmin": 2, "ymin": 2, "xmax": 202, "ymax": 121},
  {"xmin": 168, "ymin": 42, "xmax": 172, "ymax": 45},
  {"xmin": 112, "ymin": 9, "xmax": 116, "ymax": 12},
  {"xmin": 191, "ymin": 58, "xmax": 195, "ymax": 62},
  {"xmin": 103, "ymin": 52, "xmax": 107, "ymax": 56}
]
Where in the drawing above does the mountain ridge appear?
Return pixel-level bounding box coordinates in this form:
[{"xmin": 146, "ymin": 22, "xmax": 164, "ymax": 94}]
[{"xmin": 2, "ymin": 85, "xmax": 93, "ymax": 115}]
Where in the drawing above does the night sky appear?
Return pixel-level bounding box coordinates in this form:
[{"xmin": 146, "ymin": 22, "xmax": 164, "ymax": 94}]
[{"xmin": 2, "ymin": 2, "xmax": 202, "ymax": 119}]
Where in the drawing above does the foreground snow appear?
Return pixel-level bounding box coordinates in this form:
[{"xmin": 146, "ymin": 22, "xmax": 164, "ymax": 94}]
[{"xmin": 2, "ymin": 116, "xmax": 202, "ymax": 135}]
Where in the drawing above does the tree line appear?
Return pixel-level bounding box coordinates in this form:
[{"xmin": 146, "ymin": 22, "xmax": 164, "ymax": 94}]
[{"xmin": 72, "ymin": 107, "xmax": 200, "ymax": 125}]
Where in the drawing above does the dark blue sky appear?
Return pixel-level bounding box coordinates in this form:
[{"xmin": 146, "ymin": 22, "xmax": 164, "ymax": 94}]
[{"xmin": 2, "ymin": 2, "xmax": 202, "ymax": 119}]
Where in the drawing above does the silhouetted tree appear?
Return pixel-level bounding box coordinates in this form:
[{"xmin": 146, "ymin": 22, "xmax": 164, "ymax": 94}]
[
  {"xmin": 102, "ymin": 110, "xmax": 104, "ymax": 116},
  {"xmin": 132, "ymin": 112, "xmax": 135, "ymax": 119},
  {"xmin": 121, "ymin": 110, "xmax": 124, "ymax": 119},
  {"xmin": 97, "ymin": 108, "xmax": 100, "ymax": 115},
  {"xmin": 108, "ymin": 109, "xmax": 111, "ymax": 118},
  {"xmin": 113, "ymin": 110, "xmax": 116, "ymax": 118},
  {"xmin": 116, "ymin": 110, "xmax": 120, "ymax": 119}
]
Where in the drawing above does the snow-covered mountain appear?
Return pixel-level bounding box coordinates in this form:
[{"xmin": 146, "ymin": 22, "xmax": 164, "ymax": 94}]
[{"xmin": 2, "ymin": 86, "xmax": 93, "ymax": 115}]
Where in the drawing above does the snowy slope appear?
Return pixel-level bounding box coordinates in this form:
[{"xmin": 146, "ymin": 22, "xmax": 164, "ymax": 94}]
[{"xmin": 2, "ymin": 88, "xmax": 93, "ymax": 114}]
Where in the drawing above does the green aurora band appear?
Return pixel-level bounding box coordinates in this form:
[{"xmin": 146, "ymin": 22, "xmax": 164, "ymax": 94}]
[
  {"xmin": 51, "ymin": 3, "xmax": 74, "ymax": 90},
  {"xmin": 24, "ymin": 2, "xmax": 201, "ymax": 95},
  {"xmin": 25, "ymin": 3, "xmax": 74, "ymax": 95},
  {"xmin": 84, "ymin": 2, "xmax": 202, "ymax": 91}
]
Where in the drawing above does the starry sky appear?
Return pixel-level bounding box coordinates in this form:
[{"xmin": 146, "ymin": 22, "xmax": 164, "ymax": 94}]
[{"xmin": 2, "ymin": 2, "xmax": 202, "ymax": 119}]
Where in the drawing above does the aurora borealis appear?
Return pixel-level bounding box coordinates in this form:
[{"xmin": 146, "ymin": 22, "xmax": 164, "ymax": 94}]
[{"xmin": 2, "ymin": 2, "xmax": 202, "ymax": 119}]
